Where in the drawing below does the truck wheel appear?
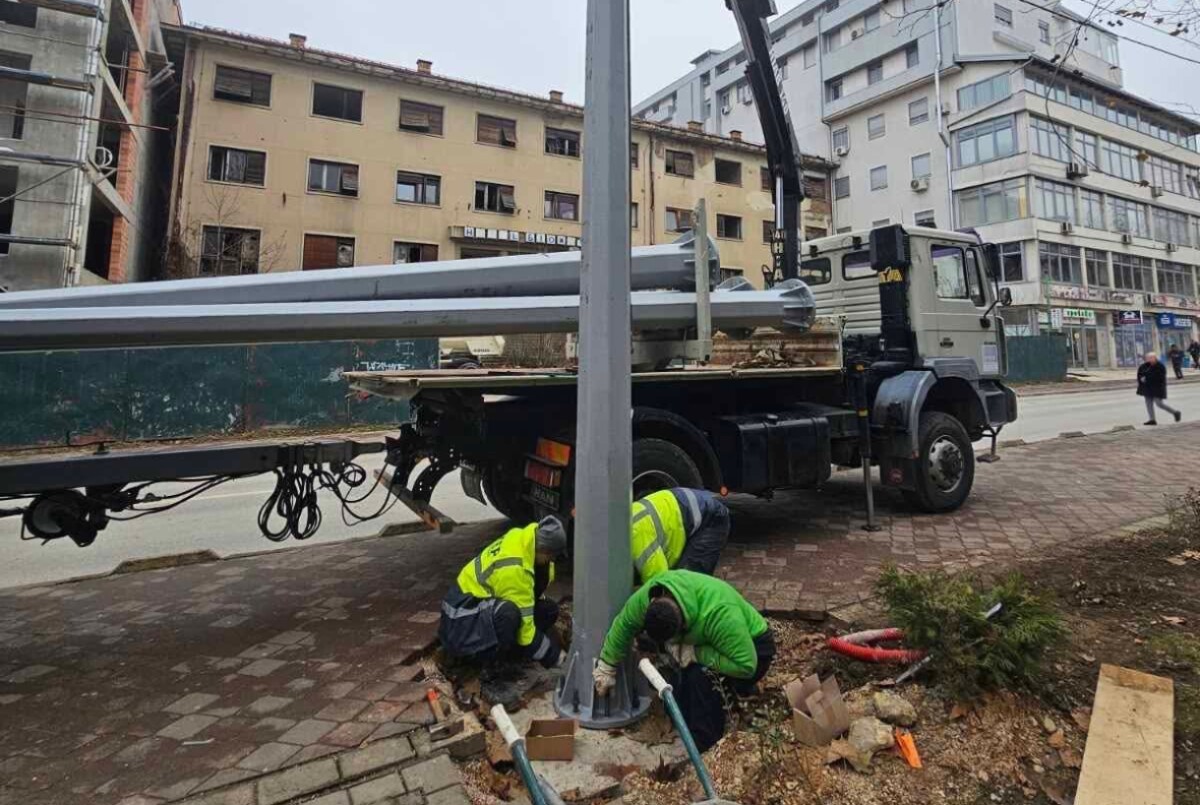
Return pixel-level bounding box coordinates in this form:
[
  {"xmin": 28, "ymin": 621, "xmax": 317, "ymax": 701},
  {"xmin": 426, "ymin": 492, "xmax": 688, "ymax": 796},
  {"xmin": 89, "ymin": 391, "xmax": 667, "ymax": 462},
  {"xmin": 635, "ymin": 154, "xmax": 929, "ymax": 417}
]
[
  {"xmin": 482, "ymin": 462, "xmax": 534, "ymax": 523},
  {"xmin": 632, "ymin": 438, "xmax": 703, "ymax": 499},
  {"xmin": 902, "ymin": 412, "xmax": 974, "ymax": 513}
]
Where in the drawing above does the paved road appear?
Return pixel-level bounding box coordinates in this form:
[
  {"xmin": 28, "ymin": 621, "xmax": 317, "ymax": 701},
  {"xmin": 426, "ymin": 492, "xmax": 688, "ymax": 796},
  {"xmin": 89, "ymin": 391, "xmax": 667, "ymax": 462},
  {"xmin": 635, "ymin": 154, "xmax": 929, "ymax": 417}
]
[{"xmin": 4, "ymin": 382, "xmax": 1199, "ymax": 589}]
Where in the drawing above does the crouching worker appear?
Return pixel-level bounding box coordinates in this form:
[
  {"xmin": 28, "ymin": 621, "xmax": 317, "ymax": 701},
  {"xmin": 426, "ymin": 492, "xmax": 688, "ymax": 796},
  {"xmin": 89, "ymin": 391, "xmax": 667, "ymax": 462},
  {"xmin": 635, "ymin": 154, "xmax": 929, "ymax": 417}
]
[
  {"xmin": 633, "ymin": 488, "xmax": 730, "ymax": 584},
  {"xmin": 438, "ymin": 516, "xmax": 568, "ymax": 669},
  {"xmin": 593, "ymin": 569, "xmax": 774, "ymax": 752}
]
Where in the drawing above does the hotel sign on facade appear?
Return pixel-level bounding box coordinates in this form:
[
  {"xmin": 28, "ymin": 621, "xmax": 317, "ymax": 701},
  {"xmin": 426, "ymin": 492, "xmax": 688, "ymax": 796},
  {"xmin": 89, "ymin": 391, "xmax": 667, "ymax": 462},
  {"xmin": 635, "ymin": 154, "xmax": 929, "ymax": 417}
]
[{"xmin": 450, "ymin": 225, "xmax": 581, "ymax": 250}]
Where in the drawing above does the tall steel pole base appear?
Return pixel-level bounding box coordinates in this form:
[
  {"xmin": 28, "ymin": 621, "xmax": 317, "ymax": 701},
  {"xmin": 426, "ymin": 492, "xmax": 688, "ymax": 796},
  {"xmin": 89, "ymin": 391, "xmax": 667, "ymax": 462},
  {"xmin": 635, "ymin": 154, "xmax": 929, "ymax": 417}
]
[{"xmin": 554, "ymin": 650, "xmax": 649, "ymax": 729}]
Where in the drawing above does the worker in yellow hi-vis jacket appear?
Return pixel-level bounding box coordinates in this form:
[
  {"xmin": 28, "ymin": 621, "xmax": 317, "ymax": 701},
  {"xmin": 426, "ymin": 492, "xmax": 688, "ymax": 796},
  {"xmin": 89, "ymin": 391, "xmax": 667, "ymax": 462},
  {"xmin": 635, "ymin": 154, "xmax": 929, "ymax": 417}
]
[
  {"xmin": 438, "ymin": 517, "xmax": 567, "ymax": 669},
  {"xmin": 631, "ymin": 488, "xmax": 730, "ymax": 584}
]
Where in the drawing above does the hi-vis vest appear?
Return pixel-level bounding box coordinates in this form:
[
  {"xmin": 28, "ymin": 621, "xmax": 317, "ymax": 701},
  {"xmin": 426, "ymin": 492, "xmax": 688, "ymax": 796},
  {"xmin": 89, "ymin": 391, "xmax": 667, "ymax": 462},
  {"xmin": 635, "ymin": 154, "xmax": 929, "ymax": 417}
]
[
  {"xmin": 632, "ymin": 489, "xmax": 698, "ymax": 583},
  {"xmin": 455, "ymin": 523, "xmax": 555, "ymax": 648}
]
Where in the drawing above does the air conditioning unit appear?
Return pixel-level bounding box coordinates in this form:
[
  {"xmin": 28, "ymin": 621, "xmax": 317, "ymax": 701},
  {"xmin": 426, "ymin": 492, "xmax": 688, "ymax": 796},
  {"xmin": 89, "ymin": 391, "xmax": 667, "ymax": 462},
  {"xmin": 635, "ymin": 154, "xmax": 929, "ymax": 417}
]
[
  {"xmin": 1060, "ymin": 221, "xmax": 1073, "ymax": 234},
  {"xmin": 835, "ymin": 145, "xmax": 850, "ymax": 157},
  {"xmin": 1150, "ymin": 185, "xmax": 1164, "ymax": 198},
  {"xmin": 851, "ymin": 28, "xmax": 861, "ymax": 39},
  {"xmin": 1166, "ymin": 242, "xmax": 1178, "ymax": 253},
  {"xmin": 941, "ymin": 102, "xmax": 952, "ymax": 116},
  {"xmin": 721, "ymin": 103, "xmax": 732, "ymax": 115},
  {"xmin": 910, "ymin": 177, "xmax": 929, "ymax": 192},
  {"xmin": 1066, "ymin": 162, "xmax": 1089, "ymax": 179},
  {"xmin": 1121, "ymin": 233, "xmax": 1133, "ymax": 245}
]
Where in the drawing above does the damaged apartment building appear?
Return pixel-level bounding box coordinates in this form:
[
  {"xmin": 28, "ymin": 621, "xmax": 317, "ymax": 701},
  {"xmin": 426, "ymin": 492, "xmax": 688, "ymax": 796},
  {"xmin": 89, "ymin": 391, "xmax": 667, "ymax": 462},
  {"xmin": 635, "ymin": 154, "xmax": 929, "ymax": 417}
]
[{"xmin": 0, "ymin": 0, "xmax": 181, "ymax": 291}]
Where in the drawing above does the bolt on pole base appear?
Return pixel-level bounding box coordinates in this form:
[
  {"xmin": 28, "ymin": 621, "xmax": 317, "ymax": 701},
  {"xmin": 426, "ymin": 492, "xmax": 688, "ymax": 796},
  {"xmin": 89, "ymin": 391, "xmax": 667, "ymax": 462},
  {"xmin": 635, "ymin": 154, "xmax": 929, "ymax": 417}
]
[{"xmin": 554, "ymin": 652, "xmax": 648, "ymax": 729}]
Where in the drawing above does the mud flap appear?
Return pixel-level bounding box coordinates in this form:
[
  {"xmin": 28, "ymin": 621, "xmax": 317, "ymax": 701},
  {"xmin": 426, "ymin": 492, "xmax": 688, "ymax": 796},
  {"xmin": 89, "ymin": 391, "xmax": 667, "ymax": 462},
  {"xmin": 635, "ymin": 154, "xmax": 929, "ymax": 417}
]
[{"xmin": 460, "ymin": 462, "xmax": 486, "ymax": 505}]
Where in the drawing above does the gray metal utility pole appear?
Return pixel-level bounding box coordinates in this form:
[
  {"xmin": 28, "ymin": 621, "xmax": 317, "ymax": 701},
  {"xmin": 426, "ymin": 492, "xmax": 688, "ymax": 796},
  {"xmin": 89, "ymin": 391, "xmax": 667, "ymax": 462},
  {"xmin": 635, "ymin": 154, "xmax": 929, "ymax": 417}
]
[{"xmin": 554, "ymin": 0, "xmax": 648, "ymax": 728}]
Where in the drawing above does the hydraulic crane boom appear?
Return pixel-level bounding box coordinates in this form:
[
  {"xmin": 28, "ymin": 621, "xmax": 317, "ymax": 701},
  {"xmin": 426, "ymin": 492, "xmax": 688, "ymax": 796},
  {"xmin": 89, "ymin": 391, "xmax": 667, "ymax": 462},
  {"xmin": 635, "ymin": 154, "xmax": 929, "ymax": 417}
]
[{"xmin": 727, "ymin": 0, "xmax": 805, "ymax": 282}]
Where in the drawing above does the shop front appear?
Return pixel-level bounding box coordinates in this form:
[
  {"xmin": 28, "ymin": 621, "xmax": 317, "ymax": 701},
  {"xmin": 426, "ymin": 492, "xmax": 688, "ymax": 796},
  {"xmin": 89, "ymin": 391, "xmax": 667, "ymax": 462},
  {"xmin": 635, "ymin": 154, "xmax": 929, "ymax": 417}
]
[
  {"xmin": 1056, "ymin": 308, "xmax": 1109, "ymax": 370},
  {"xmin": 1153, "ymin": 312, "xmax": 1197, "ymax": 365},
  {"xmin": 1114, "ymin": 310, "xmax": 1154, "ymax": 368}
]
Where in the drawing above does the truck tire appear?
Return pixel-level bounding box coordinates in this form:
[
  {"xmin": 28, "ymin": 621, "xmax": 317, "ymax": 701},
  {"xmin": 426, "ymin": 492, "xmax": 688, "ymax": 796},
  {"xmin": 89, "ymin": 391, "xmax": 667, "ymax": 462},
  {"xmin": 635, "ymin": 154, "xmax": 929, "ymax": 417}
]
[
  {"xmin": 482, "ymin": 462, "xmax": 534, "ymax": 523},
  {"xmin": 902, "ymin": 411, "xmax": 975, "ymax": 513},
  {"xmin": 632, "ymin": 438, "xmax": 703, "ymax": 499}
]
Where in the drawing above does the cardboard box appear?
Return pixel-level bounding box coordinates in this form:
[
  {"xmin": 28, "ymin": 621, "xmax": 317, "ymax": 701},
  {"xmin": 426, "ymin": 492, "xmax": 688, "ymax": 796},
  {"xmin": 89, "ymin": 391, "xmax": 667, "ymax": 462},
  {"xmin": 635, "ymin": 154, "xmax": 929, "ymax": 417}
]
[
  {"xmin": 524, "ymin": 718, "xmax": 577, "ymax": 761},
  {"xmin": 784, "ymin": 674, "xmax": 850, "ymax": 747}
]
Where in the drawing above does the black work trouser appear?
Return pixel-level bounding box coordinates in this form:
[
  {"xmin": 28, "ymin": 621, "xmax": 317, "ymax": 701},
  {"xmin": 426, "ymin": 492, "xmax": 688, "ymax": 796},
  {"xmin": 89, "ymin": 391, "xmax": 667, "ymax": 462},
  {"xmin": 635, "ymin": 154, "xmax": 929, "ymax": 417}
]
[
  {"xmin": 439, "ymin": 587, "xmax": 561, "ymax": 666},
  {"xmin": 669, "ymin": 629, "xmax": 776, "ymax": 753},
  {"xmin": 675, "ymin": 493, "xmax": 730, "ymax": 576}
]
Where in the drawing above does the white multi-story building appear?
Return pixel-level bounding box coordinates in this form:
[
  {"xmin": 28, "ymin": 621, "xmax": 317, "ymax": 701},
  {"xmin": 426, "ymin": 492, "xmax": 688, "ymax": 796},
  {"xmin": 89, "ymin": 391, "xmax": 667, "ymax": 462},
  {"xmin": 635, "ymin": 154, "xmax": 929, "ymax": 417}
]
[{"xmin": 637, "ymin": 0, "xmax": 1200, "ymax": 370}]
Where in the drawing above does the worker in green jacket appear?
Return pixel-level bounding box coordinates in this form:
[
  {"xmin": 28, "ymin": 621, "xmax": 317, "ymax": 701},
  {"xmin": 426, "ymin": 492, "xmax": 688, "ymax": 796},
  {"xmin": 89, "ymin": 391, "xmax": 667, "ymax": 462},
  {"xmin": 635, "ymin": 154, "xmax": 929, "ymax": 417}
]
[
  {"xmin": 631, "ymin": 488, "xmax": 729, "ymax": 584},
  {"xmin": 592, "ymin": 569, "xmax": 775, "ymax": 752},
  {"xmin": 438, "ymin": 517, "xmax": 568, "ymax": 669}
]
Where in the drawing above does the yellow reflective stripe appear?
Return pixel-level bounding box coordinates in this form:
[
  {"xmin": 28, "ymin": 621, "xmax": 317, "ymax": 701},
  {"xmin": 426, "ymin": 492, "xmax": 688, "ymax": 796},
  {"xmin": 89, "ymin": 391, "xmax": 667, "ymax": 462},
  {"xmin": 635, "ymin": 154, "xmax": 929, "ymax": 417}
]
[
  {"xmin": 632, "ymin": 500, "xmax": 667, "ymax": 572},
  {"xmin": 474, "ymin": 556, "xmax": 523, "ymax": 597}
]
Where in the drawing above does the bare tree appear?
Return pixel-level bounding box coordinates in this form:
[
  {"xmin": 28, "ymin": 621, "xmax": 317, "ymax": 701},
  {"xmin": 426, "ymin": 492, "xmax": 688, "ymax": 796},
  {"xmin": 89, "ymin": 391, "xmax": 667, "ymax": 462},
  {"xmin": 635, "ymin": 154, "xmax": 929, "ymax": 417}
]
[{"xmin": 162, "ymin": 183, "xmax": 288, "ymax": 280}]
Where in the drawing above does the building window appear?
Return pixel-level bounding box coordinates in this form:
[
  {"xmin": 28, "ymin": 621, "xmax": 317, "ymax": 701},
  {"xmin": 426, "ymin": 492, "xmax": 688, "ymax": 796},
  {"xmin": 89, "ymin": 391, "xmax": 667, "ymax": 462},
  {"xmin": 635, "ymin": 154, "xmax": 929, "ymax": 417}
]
[
  {"xmin": 395, "ymin": 171, "xmax": 441, "ymax": 205},
  {"xmin": 867, "ymin": 113, "xmax": 886, "ymax": 140},
  {"xmin": 762, "ymin": 220, "xmax": 775, "ymax": 243},
  {"xmin": 870, "ymin": 165, "xmax": 888, "ymax": 191},
  {"xmin": 312, "ymin": 83, "xmax": 363, "ymax": 122},
  {"xmin": 834, "ymin": 175, "xmax": 850, "ymax": 198},
  {"xmin": 475, "ymin": 181, "xmax": 516, "ymax": 214},
  {"xmin": 998, "ymin": 241, "xmax": 1023, "ymax": 282},
  {"xmin": 955, "ymin": 178, "xmax": 1029, "ymax": 226},
  {"xmin": 665, "ymin": 149, "xmax": 695, "ymax": 177},
  {"xmin": 1108, "ymin": 195, "xmax": 1150, "ymax": 237},
  {"xmin": 1157, "ymin": 260, "xmax": 1195, "ymax": 297},
  {"xmin": 700, "ymin": 71, "xmax": 711, "ymax": 87},
  {"xmin": 832, "ymin": 126, "xmax": 849, "ymax": 151},
  {"xmin": 308, "ymin": 159, "xmax": 359, "ymax": 197},
  {"xmin": 0, "ymin": 166, "xmax": 14, "ymax": 255},
  {"xmin": 1034, "ymin": 178, "xmax": 1076, "ymax": 223},
  {"xmin": 1039, "ymin": 21, "xmax": 1051, "ymax": 44},
  {"xmin": 399, "ymin": 100, "xmax": 444, "ymax": 135},
  {"xmin": 805, "ymin": 177, "xmax": 827, "ymax": 199},
  {"xmin": 1074, "ymin": 130, "xmax": 1099, "ymax": 169},
  {"xmin": 631, "ymin": 202, "xmax": 639, "ymax": 229},
  {"xmin": 716, "ymin": 214, "xmax": 742, "ymax": 240},
  {"xmin": 207, "ymin": 146, "xmax": 266, "ymax": 186},
  {"xmin": 544, "ymin": 190, "xmax": 579, "ymax": 221},
  {"xmin": 737, "ymin": 81, "xmax": 754, "ymax": 104},
  {"xmin": 1039, "ymin": 242, "xmax": 1081, "ymax": 284},
  {"xmin": 665, "ymin": 207, "xmax": 693, "ymax": 232},
  {"xmin": 872, "ymin": 218, "xmax": 891, "ymax": 227},
  {"xmin": 631, "ymin": 142, "xmax": 640, "ymax": 169},
  {"xmin": 908, "ymin": 97, "xmax": 929, "ymax": 125},
  {"xmin": 1078, "ymin": 188, "xmax": 1104, "ymax": 229},
  {"xmin": 718, "ymin": 88, "xmax": 731, "ymax": 113},
  {"xmin": 905, "ymin": 43, "xmax": 919, "ymax": 69},
  {"xmin": 822, "ymin": 30, "xmax": 840, "ymax": 54},
  {"xmin": 1147, "ymin": 155, "xmax": 1185, "ymax": 195},
  {"xmin": 1153, "ymin": 207, "xmax": 1190, "ymax": 245},
  {"xmin": 803, "ymin": 44, "xmax": 816, "ymax": 69},
  {"xmin": 863, "ymin": 9, "xmax": 880, "ymax": 32},
  {"xmin": 720, "ymin": 267, "xmax": 744, "ymax": 281},
  {"xmin": 957, "ymin": 74, "xmax": 1009, "ymax": 111},
  {"xmin": 716, "ymin": 60, "xmax": 730, "ymax": 75},
  {"xmin": 826, "ymin": 77, "xmax": 843, "ymax": 102},
  {"xmin": 915, "ymin": 209, "xmax": 937, "ymax": 228},
  {"xmin": 0, "ymin": 3, "xmax": 36, "ymax": 26},
  {"xmin": 715, "ymin": 158, "xmax": 742, "ymax": 185},
  {"xmin": 761, "ymin": 166, "xmax": 772, "ymax": 192},
  {"xmin": 867, "ymin": 60, "xmax": 883, "ymax": 85},
  {"xmin": 477, "ymin": 114, "xmax": 517, "ymax": 147},
  {"xmin": 1031, "ymin": 116, "xmax": 1071, "ymax": 162},
  {"xmin": 805, "ymin": 227, "xmax": 828, "ymax": 239},
  {"xmin": 0, "ymin": 53, "xmax": 30, "ymax": 140},
  {"xmin": 1099, "ymin": 138, "xmax": 1141, "ymax": 182},
  {"xmin": 1111, "ymin": 253, "xmax": 1153, "ymax": 291},
  {"xmin": 200, "ymin": 226, "xmax": 260, "ymax": 276},
  {"xmin": 1085, "ymin": 249, "xmax": 1109, "ymax": 287},
  {"xmin": 393, "ymin": 241, "xmax": 439, "ymax": 264},
  {"xmin": 545, "ymin": 127, "xmax": 581, "ymax": 158},
  {"xmin": 302, "ymin": 234, "xmax": 355, "ymax": 270},
  {"xmin": 994, "ymin": 4, "xmax": 1012, "ymax": 26},
  {"xmin": 955, "ymin": 115, "xmax": 1017, "ymax": 166},
  {"xmin": 213, "ymin": 65, "xmax": 272, "ymax": 106},
  {"xmin": 911, "ymin": 152, "xmax": 931, "ymax": 179},
  {"xmin": 704, "ymin": 100, "xmax": 713, "ymax": 119}
]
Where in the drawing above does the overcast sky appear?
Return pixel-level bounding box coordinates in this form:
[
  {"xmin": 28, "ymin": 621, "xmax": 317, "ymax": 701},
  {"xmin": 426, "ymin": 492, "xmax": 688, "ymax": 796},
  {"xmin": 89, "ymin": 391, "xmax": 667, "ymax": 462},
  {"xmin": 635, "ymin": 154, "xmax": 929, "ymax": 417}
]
[{"xmin": 180, "ymin": 0, "xmax": 1200, "ymax": 123}]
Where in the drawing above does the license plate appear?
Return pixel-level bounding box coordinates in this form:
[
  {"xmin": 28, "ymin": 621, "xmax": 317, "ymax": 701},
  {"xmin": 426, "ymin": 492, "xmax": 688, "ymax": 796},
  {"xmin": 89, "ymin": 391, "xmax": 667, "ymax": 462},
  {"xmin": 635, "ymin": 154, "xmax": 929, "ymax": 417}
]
[{"xmin": 528, "ymin": 484, "xmax": 560, "ymax": 510}]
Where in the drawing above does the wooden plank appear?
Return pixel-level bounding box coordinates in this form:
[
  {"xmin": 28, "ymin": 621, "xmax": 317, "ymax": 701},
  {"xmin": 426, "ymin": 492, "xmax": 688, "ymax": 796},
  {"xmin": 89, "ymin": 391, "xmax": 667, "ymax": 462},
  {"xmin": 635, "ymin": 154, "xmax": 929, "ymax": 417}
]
[{"xmin": 1075, "ymin": 664, "xmax": 1174, "ymax": 805}]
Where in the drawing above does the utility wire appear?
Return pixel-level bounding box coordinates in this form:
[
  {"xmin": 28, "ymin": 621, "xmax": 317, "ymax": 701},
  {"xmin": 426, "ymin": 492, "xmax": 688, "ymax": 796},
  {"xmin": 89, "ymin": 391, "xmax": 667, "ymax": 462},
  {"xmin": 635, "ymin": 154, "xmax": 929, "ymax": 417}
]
[{"xmin": 1013, "ymin": 0, "xmax": 1200, "ymax": 64}]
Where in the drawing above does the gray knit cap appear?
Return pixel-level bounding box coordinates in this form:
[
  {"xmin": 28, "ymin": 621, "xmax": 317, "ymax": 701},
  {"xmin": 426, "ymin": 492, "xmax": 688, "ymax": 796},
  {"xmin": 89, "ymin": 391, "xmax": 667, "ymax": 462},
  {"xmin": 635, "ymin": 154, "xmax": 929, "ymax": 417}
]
[{"xmin": 535, "ymin": 516, "xmax": 568, "ymax": 557}]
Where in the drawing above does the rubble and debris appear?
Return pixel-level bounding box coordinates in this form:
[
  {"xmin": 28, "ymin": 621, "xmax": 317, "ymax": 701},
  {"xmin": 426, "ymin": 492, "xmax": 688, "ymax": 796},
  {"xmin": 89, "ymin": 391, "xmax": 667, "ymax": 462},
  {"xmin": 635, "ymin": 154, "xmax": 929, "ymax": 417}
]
[
  {"xmin": 846, "ymin": 716, "xmax": 895, "ymax": 769},
  {"xmin": 872, "ymin": 690, "xmax": 917, "ymax": 726},
  {"xmin": 785, "ymin": 674, "xmax": 850, "ymax": 746}
]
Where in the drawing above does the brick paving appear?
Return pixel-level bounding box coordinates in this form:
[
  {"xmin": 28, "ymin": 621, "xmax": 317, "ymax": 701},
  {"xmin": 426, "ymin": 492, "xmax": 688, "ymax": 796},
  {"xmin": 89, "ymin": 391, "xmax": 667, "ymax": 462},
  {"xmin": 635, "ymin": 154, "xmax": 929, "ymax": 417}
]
[{"xmin": 1, "ymin": 423, "xmax": 1198, "ymax": 804}]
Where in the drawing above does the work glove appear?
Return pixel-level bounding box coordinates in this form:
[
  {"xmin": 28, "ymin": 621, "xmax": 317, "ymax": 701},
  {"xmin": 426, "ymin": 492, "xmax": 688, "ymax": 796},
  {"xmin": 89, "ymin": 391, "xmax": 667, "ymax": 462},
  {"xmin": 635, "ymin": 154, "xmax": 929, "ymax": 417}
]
[
  {"xmin": 667, "ymin": 641, "xmax": 697, "ymax": 668},
  {"xmin": 593, "ymin": 659, "xmax": 618, "ymax": 695}
]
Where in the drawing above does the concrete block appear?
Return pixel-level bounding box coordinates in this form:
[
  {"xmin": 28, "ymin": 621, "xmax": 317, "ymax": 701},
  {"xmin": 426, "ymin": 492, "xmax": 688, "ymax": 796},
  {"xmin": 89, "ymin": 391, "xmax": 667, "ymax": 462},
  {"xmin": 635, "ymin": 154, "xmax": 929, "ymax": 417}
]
[
  {"xmin": 256, "ymin": 757, "xmax": 340, "ymax": 805},
  {"xmin": 401, "ymin": 754, "xmax": 460, "ymax": 794},
  {"xmin": 348, "ymin": 771, "xmax": 406, "ymax": 804},
  {"xmin": 158, "ymin": 714, "xmax": 218, "ymax": 741},
  {"xmin": 278, "ymin": 719, "xmax": 337, "ymax": 746},
  {"xmin": 426, "ymin": 785, "xmax": 473, "ymax": 805},
  {"xmin": 338, "ymin": 736, "xmax": 416, "ymax": 779}
]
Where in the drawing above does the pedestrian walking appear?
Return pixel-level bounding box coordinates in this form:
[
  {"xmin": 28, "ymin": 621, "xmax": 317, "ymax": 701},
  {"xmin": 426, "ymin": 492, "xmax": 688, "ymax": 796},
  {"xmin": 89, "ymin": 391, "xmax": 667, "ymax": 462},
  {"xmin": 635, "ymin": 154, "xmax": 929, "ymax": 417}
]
[
  {"xmin": 630, "ymin": 487, "xmax": 730, "ymax": 584},
  {"xmin": 1137, "ymin": 351, "xmax": 1181, "ymax": 426},
  {"xmin": 1168, "ymin": 344, "xmax": 1185, "ymax": 380},
  {"xmin": 1189, "ymin": 339, "xmax": 1200, "ymax": 373}
]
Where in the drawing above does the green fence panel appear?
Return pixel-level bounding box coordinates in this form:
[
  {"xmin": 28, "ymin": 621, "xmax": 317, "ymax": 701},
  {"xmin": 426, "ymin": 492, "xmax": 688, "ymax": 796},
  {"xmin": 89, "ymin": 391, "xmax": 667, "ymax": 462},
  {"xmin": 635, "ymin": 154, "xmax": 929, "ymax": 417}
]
[
  {"xmin": 126, "ymin": 346, "xmax": 248, "ymax": 440},
  {"xmin": 1005, "ymin": 334, "xmax": 1068, "ymax": 383},
  {"xmin": 0, "ymin": 349, "xmax": 130, "ymax": 446}
]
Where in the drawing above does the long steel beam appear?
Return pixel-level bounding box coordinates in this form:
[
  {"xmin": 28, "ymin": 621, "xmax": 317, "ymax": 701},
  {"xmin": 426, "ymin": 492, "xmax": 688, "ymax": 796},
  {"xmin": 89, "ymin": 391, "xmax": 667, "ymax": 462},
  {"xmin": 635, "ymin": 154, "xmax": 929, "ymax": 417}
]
[
  {"xmin": 0, "ymin": 238, "xmax": 718, "ymax": 310},
  {"xmin": 0, "ymin": 288, "xmax": 814, "ymax": 353}
]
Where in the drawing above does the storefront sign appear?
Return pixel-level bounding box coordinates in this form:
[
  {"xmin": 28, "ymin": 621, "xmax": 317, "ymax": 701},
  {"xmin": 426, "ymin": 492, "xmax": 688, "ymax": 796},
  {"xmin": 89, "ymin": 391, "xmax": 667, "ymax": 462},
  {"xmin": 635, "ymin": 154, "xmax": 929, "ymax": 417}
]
[
  {"xmin": 1050, "ymin": 309, "xmax": 1064, "ymax": 329},
  {"xmin": 1156, "ymin": 312, "xmax": 1194, "ymax": 329},
  {"xmin": 454, "ymin": 226, "xmax": 580, "ymax": 248},
  {"xmin": 1061, "ymin": 308, "xmax": 1096, "ymax": 324},
  {"xmin": 1149, "ymin": 294, "xmax": 1200, "ymax": 311},
  {"xmin": 1115, "ymin": 310, "xmax": 1144, "ymax": 326},
  {"xmin": 1050, "ymin": 285, "xmax": 1140, "ymax": 306}
]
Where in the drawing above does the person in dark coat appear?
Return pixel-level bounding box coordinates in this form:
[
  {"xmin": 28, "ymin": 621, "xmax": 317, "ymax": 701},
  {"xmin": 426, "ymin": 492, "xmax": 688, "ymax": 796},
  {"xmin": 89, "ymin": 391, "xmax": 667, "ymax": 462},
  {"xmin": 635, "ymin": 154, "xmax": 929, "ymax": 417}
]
[
  {"xmin": 1137, "ymin": 352, "xmax": 1181, "ymax": 426},
  {"xmin": 1167, "ymin": 344, "xmax": 1186, "ymax": 380},
  {"xmin": 1189, "ymin": 340, "xmax": 1200, "ymax": 373}
]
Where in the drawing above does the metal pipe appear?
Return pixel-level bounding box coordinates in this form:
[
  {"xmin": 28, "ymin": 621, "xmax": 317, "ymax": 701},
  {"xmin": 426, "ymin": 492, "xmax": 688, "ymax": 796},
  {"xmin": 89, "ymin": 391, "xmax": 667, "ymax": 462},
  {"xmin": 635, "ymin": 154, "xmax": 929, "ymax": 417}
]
[
  {"xmin": 0, "ymin": 237, "xmax": 720, "ymax": 309},
  {"xmin": 0, "ymin": 287, "xmax": 814, "ymax": 353}
]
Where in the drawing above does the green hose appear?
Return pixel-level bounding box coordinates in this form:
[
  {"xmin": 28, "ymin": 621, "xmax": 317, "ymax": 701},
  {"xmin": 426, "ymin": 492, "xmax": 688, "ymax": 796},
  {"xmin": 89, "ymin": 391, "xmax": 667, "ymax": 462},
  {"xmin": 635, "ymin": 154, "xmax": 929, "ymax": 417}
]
[{"xmin": 660, "ymin": 686, "xmax": 718, "ymax": 801}]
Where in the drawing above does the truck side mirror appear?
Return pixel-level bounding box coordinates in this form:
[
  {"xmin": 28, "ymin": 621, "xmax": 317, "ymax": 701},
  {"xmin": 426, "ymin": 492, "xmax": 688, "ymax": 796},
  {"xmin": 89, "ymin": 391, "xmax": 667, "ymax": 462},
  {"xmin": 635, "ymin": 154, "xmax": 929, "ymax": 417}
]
[
  {"xmin": 869, "ymin": 224, "xmax": 911, "ymax": 271},
  {"xmin": 999, "ymin": 287, "xmax": 1013, "ymax": 306}
]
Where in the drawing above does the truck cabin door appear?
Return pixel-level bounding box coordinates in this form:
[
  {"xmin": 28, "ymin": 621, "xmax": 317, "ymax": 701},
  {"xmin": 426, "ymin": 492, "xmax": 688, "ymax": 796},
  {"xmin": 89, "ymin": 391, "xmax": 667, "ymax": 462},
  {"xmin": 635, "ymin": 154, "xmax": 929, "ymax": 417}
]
[{"xmin": 928, "ymin": 242, "xmax": 999, "ymax": 375}]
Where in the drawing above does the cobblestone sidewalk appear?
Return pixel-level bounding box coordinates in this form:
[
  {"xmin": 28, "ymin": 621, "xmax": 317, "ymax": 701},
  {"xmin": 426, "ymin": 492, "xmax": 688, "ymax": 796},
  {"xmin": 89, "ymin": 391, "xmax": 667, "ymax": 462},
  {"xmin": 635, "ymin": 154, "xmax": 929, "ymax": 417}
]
[{"xmin": 2, "ymin": 423, "xmax": 1198, "ymax": 804}]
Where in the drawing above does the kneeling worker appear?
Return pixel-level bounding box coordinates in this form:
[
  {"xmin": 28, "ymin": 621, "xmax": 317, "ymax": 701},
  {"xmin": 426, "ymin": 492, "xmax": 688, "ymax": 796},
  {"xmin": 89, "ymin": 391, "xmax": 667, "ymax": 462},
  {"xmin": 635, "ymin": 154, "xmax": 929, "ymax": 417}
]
[
  {"xmin": 593, "ymin": 569, "xmax": 774, "ymax": 752},
  {"xmin": 438, "ymin": 517, "xmax": 567, "ymax": 669},
  {"xmin": 632, "ymin": 488, "xmax": 730, "ymax": 583}
]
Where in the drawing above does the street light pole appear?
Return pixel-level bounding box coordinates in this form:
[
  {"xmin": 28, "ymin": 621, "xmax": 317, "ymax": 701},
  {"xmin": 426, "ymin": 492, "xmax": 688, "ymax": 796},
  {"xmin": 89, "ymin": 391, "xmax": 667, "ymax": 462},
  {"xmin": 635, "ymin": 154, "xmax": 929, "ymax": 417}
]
[{"xmin": 553, "ymin": 0, "xmax": 648, "ymax": 728}]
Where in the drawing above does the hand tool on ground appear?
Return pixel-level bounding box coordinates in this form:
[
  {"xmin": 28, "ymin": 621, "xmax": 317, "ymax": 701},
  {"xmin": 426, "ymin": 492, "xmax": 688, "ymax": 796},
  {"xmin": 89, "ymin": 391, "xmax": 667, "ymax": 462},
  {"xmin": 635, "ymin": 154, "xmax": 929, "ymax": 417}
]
[
  {"xmin": 490, "ymin": 704, "xmax": 564, "ymax": 805},
  {"xmin": 427, "ymin": 687, "xmax": 464, "ymax": 740},
  {"xmin": 638, "ymin": 658, "xmax": 740, "ymax": 805}
]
